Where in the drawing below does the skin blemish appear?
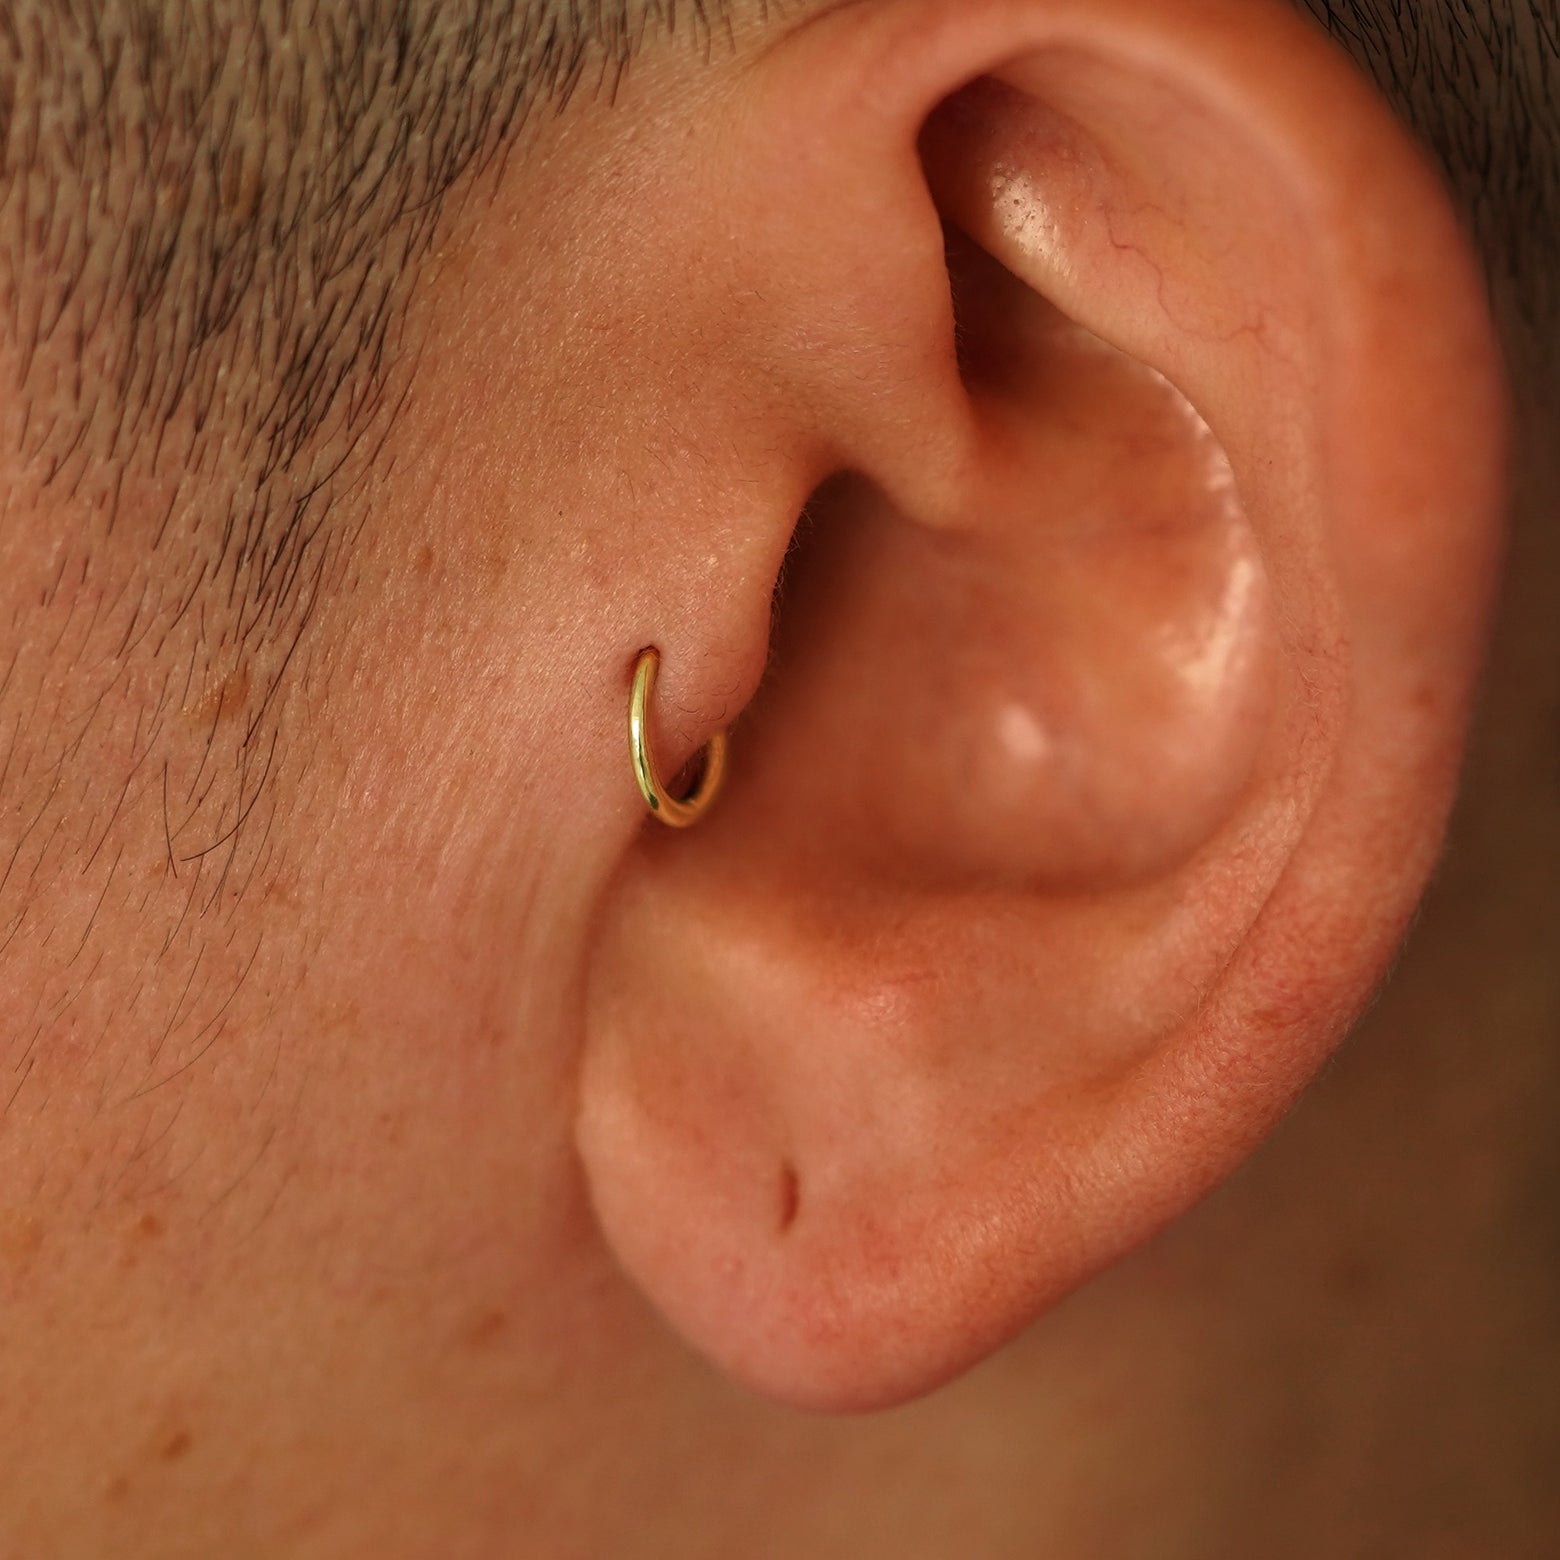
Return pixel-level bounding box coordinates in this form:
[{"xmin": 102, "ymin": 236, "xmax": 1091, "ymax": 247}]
[
  {"xmin": 461, "ymin": 1309, "xmax": 510, "ymax": 1351},
  {"xmin": 159, "ymin": 1430, "xmax": 192, "ymax": 1462},
  {"xmin": 121, "ymin": 1211, "xmax": 165, "ymax": 1269}
]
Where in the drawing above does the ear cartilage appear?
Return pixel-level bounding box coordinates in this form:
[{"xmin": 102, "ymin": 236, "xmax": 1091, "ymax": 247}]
[{"xmin": 629, "ymin": 647, "xmax": 729, "ymax": 829}]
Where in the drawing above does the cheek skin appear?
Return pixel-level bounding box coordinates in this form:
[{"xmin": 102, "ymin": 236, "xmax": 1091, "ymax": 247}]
[{"xmin": 230, "ymin": 52, "xmax": 827, "ymax": 1294}]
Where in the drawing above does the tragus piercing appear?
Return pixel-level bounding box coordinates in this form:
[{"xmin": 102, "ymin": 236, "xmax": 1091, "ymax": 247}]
[{"xmin": 628, "ymin": 647, "xmax": 728, "ymax": 828}]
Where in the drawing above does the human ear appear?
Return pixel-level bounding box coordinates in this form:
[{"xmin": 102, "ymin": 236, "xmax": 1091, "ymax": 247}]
[{"xmin": 575, "ymin": 0, "xmax": 1506, "ymax": 1412}]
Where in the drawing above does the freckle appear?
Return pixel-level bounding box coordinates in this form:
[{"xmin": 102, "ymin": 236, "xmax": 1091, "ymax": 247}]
[
  {"xmin": 159, "ymin": 1430, "xmax": 192, "ymax": 1462},
  {"xmin": 136, "ymin": 1212, "xmax": 164, "ymax": 1240},
  {"xmin": 183, "ymin": 663, "xmax": 250, "ymax": 727},
  {"xmin": 414, "ymin": 543, "xmax": 435, "ymax": 577},
  {"xmin": 106, "ymin": 1474, "xmax": 130, "ymax": 1502},
  {"xmin": 462, "ymin": 1309, "xmax": 509, "ymax": 1350},
  {"xmin": 778, "ymin": 1162, "xmax": 801, "ymax": 1234},
  {"xmin": 217, "ymin": 664, "xmax": 250, "ymax": 722}
]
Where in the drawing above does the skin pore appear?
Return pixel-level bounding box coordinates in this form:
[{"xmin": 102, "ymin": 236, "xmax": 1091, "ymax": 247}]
[{"xmin": 0, "ymin": 0, "xmax": 1554, "ymax": 1554}]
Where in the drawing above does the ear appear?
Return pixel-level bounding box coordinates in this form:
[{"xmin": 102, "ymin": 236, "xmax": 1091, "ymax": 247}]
[{"xmin": 575, "ymin": 0, "xmax": 1506, "ymax": 1411}]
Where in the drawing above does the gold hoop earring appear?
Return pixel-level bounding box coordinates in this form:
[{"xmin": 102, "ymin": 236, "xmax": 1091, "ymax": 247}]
[{"xmin": 629, "ymin": 647, "xmax": 729, "ymax": 828}]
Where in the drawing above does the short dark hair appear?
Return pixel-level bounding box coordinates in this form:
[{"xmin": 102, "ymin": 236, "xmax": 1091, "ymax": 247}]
[
  {"xmin": 0, "ymin": 0, "xmax": 742, "ymax": 644},
  {"xmin": 1300, "ymin": 0, "xmax": 1559, "ymax": 337},
  {"xmin": 0, "ymin": 0, "xmax": 1551, "ymax": 656}
]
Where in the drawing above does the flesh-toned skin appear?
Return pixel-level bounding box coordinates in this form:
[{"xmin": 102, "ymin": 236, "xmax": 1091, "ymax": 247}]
[{"xmin": 0, "ymin": 0, "xmax": 1551, "ymax": 1555}]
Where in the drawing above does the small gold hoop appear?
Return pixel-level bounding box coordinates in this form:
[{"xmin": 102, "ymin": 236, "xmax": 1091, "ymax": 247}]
[{"xmin": 629, "ymin": 647, "xmax": 729, "ymax": 828}]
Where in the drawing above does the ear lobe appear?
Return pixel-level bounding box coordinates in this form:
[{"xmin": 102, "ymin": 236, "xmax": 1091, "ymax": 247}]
[{"xmin": 576, "ymin": 0, "xmax": 1506, "ymax": 1413}]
